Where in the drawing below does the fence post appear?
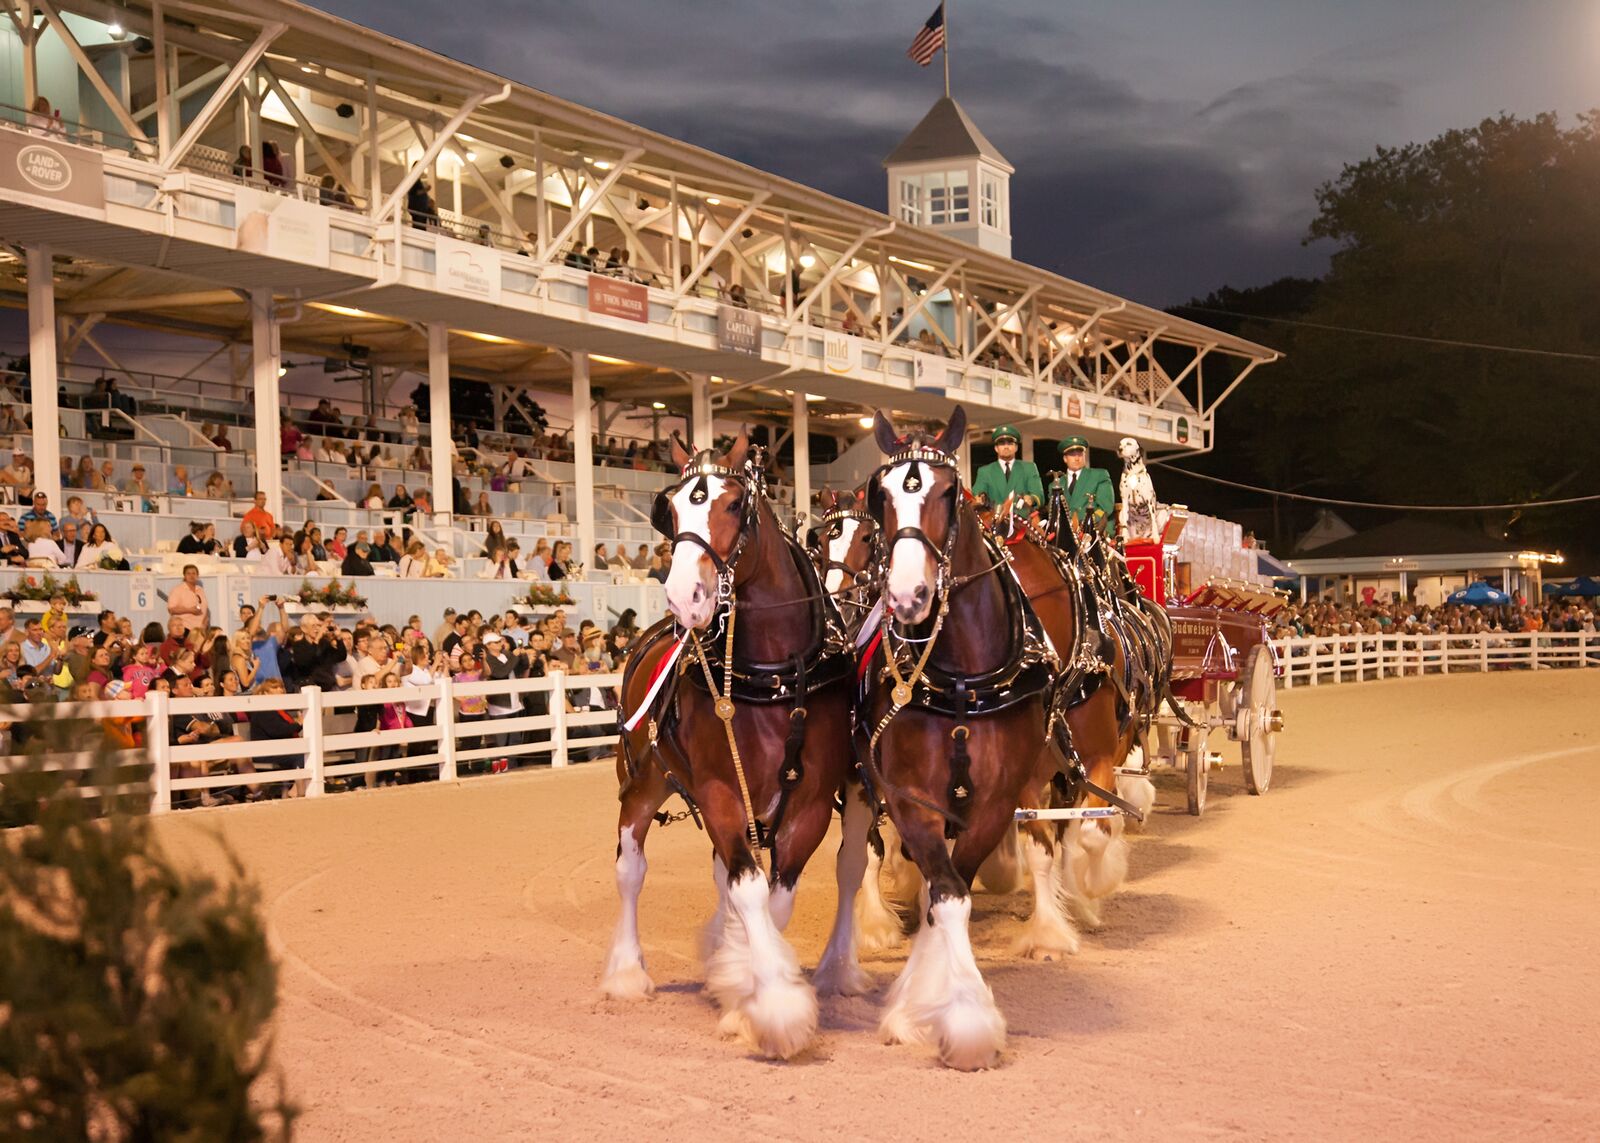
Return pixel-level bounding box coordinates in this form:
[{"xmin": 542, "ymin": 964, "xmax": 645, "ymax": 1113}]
[
  {"xmin": 1278, "ymin": 641, "xmax": 1293, "ymax": 689},
  {"xmin": 436, "ymin": 676, "xmax": 457, "ymax": 781},
  {"xmin": 550, "ymin": 675, "xmax": 569, "ymax": 768},
  {"xmin": 1530, "ymin": 634, "xmax": 1540, "ymax": 671},
  {"xmin": 148, "ymin": 690, "xmax": 171, "ymax": 814},
  {"xmin": 1309, "ymin": 639, "xmax": 1320, "ymax": 686},
  {"xmin": 303, "ymin": 686, "xmax": 326, "ymax": 798}
]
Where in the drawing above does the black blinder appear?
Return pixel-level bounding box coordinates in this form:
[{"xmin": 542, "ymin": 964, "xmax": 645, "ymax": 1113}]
[
  {"xmin": 651, "ymin": 490, "xmax": 674, "ymax": 538},
  {"xmin": 866, "ymin": 474, "xmax": 885, "ymax": 520}
]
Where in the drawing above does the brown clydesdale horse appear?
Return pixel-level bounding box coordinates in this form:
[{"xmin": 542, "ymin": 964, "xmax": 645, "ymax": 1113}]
[
  {"xmin": 601, "ymin": 431, "xmax": 859, "ymax": 1060},
  {"xmin": 984, "ymin": 499, "xmax": 1155, "ymax": 954},
  {"xmin": 859, "ymin": 406, "xmax": 1055, "ymax": 1069}
]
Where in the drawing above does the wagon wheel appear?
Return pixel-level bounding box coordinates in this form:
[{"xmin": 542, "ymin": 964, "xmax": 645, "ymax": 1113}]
[
  {"xmin": 1236, "ymin": 644, "xmax": 1281, "ymax": 795},
  {"xmin": 1182, "ymin": 721, "xmax": 1208, "ymax": 815}
]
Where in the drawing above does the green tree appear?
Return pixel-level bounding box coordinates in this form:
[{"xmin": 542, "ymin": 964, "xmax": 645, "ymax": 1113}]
[{"xmin": 1176, "ymin": 113, "xmax": 1600, "ymax": 559}]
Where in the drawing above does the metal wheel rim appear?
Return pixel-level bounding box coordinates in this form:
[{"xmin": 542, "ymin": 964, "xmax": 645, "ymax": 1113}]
[{"xmin": 1241, "ymin": 646, "xmax": 1276, "ymax": 794}]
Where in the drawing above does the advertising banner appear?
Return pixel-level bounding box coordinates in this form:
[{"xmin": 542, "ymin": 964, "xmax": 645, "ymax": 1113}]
[
  {"xmin": 0, "ymin": 131, "xmax": 105, "ymax": 210},
  {"xmin": 587, "ymin": 274, "xmax": 648, "ymax": 322},
  {"xmin": 717, "ymin": 305, "xmax": 762, "ymax": 355}
]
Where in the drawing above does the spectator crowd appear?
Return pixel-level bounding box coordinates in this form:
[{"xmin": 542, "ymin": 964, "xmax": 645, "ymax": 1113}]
[{"xmin": 0, "ymin": 589, "xmax": 640, "ymax": 808}]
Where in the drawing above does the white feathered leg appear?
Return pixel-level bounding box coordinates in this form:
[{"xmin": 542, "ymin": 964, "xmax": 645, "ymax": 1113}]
[
  {"xmin": 599, "ymin": 826, "xmax": 655, "ymax": 999},
  {"xmin": 1010, "ymin": 827, "xmax": 1079, "ymax": 960},
  {"xmin": 814, "ymin": 791, "xmax": 876, "ymax": 996},
  {"xmin": 855, "ymin": 823, "xmax": 906, "ymax": 952},
  {"xmin": 715, "ymin": 868, "xmax": 818, "ymax": 1060},
  {"xmin": 880, "ymin": 890, "xmax": 1006, "ymax": 1071}
]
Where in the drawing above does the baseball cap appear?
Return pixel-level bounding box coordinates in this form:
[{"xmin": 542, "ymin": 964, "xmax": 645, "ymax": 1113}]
[{"xmin": 482, "ymin": 630, "xmax": 504, "ymax": 644}]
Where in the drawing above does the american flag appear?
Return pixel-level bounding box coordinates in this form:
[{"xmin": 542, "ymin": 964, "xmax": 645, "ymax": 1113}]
[{"xmin": 907, "ymin": 3, "xmax": 946, "ymax": 67}]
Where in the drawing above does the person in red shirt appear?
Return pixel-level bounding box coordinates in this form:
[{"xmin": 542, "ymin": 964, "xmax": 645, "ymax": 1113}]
[{"xmin": 242, "ymin": 490, "xmax": 276, "ymax": 541}]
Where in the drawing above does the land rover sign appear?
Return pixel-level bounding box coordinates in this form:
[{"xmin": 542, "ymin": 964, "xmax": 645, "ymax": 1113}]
[{"xmin": 0, "ymin": 133, "xmax": 105, "ymax": 210}]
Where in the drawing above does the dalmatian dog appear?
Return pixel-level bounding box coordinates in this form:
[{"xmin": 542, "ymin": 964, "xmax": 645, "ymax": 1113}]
[{"xmin": 1117, "ymin": 436, "xmax": 1159, "ymax": 541}]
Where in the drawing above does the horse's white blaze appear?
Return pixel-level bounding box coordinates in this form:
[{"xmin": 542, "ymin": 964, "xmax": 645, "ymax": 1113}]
[
  {"xmin": 713, "ymin": 868, "xmax": 818, "ymax": 1059},
  {"xmin": 880, "ymin": 893, "xmax": 1005, "ymax": 1070},
  {"xmin": 599, "ymin": 828, "xmax": 654, "ymax": 999},
  {"xmin": 823, "ymin": 517, "xmax": 860, "ymax": 595},
  {"xmin": 663, "ymin": 474, "xmax": 727, "ymax": 628},
  {"xmin": 883, "ymin": 463, "xmax": 936, "ymax": 620},
  {"xmin": 815, "ymin": 791, "xmax": 877, "ymax": 995}
]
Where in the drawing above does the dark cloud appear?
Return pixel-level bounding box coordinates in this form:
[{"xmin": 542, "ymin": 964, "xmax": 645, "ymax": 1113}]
[{"xmin": 314, "ymin": 0, "xmax": 1413, "ymax": 304}]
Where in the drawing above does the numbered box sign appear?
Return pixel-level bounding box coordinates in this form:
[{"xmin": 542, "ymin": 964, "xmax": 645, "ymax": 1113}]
[{"xmin": 129, "ymin": 574, "xmax": 156, "ymax": 614}]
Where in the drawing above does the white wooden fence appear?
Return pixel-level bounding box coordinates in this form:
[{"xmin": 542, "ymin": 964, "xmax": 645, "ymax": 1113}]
[
  {"xmin": 1269, "ymin": 631, "xmax": 1600, "ymax": 688},
  {"xmin": 8, "ymin": 632, "xmax": 1597, "ymax": 816},
  {"xmin": 2, "ymin": 672, "xmax": 623, "ymax": 813}
]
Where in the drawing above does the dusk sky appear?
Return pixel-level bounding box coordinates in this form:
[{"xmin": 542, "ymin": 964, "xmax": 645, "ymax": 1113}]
[{"xmin": 328, "ymin": 1, "xmax": 1600, "ymax": 305}]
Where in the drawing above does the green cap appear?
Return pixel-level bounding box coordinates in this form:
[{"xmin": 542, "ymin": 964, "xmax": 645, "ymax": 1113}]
[
  {"xmin": 991, "ymin": 424, "xmax": 1021, "ymax": 445},
  {"xmin": 1058, "ymin": 435, "xmax": 1089, "ymax": 453}
]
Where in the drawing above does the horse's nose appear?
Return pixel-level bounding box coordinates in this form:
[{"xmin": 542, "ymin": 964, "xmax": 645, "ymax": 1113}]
[
  {"xmin": 690, "ymin": 582, "xmax": 706, "ymax": 604},
  {"xmin": 911, "ymin": 583, "xmax": 930, "ymax": 610}
]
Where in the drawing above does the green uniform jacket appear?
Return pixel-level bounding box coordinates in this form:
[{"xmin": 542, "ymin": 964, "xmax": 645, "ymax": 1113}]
[
  {"xmin": 1051, "ymin": 467, "xmax": 1115, "ymax": 533},
  {"xmin": 972, "ymin": 459, "xmax": 1044, "ymax": 507}
]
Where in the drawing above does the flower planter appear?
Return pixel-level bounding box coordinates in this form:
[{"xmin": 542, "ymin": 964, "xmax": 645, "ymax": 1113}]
[{"xmin": 282, "ymin": 602, "xmax": 370, "ymax": 617}]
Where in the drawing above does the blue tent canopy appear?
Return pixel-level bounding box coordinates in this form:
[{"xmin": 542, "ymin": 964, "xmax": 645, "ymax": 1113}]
[
  {"xmin": 1542, "ymin": 579, "xmax": 1574, "ymax": 596},
  {"xmin": 1548, "ymin": 575, "xmax": 1600, "ymax": 598},
  {"xmin": 1447, "ymin": 581, "xmax": 1511, "ymax": 606},
  {"xmin": 1256, "ymin": 550, "xmax": 1295, "ymax": 579}
]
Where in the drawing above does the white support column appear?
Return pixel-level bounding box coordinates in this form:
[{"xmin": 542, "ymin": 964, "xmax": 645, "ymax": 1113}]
[
  {"xmin": 250, "ymin": 288, "xmax": 283, "ymax": 526},
  {"xmin": 791, "ymin": 390, "xmax": 810, "ymax": 526},
  {"xmin": 572, "ymin": 353, "xmax": 595, "ymax": 576},
  {"xmin": 427, "ymin": 324, "xmax": 453, "ymax": 527},
  {"xmin": 690, "ymin": 374, "xmax": 712, "ymax": 449},
  {"xmin": 26, "ymin": 246, "xmax": 61, "ymax": 515}
]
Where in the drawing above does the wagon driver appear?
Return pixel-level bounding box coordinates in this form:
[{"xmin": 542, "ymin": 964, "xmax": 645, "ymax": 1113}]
[
  {"xmin": 1051, "ymin": 435, "xmax": 1115, "ymax": 535},
  {"xmin": 971, "ymin": 424, "xmax": 1043, "ymax": 509}
]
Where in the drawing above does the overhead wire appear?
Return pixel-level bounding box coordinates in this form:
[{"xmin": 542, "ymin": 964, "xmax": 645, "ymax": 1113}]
[
  {"xmin": 1147, "ymin": 460, "xmax": 1600, "ymax": 512},
  {"xmin": 1167, "ymin": 305, "xmax": 1600, "ymax": 363}
]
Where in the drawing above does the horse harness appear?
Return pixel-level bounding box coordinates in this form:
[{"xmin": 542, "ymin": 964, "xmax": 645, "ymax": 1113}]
[
  {"xmin": 858, "ymin": 442, "xmax": 1063, "ymax": 837},
  {"xmin": 626, "ymin": 452, "xmax": 852, "ymax": 865}
]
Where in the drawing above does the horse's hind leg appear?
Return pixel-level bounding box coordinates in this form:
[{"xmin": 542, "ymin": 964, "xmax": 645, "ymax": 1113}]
[
  {"xmin": 600, "ymin": 762, "xmax": 669, "ymax": 1000},
  {"xmin": 814, "ymin": 780, "xmax": 876, "ymax": 996},
  {"xmin": 855, "ymin": 817, "xmax": 906, "ymax": 951}
]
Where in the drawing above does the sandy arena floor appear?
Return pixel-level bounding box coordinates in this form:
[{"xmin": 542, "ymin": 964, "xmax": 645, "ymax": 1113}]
[{"xmin": 155, "ymin": 671, "xmax": 1600, "ymax": 1142}]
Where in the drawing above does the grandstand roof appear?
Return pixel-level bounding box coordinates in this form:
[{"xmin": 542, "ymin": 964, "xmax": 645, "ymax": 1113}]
[{"xmin": 44, "ymin": 0, "xmax": 1270, "ymax": 362}]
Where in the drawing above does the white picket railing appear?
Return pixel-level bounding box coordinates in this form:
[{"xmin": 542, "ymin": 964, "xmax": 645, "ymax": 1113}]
[
  {"xmin": 2, "ymin": 672, "xmax": 623, "ymax": 813},
  {"xmin": 9, "ymin": 632, "xmax": 1596, "ymax": 814},
  {"xmin": 1268, "ymin": 631, "xmax": 1600, "ymax": 688}
]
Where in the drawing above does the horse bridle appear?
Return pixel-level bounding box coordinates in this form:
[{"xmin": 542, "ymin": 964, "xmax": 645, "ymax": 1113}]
[
  {"xmin": 651, "ymin": 454, "xmax": 757, "ymax": 597},
  {"xmin": 868, "ymin": 445, "xmax": 964, "ymax": 597},
  {"xmin": 816, "ymin": 504, "xmax": 879, "ymax": 595}
]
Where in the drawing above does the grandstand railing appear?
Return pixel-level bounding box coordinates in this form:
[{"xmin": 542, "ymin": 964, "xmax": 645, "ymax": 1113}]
[
  {"xmin": 1269, "ymin": 632, "xmax": 1599, "ymax": 687},
  {"xmin": 0, "ymin": 672, "xmax": 624, "ymax": 814}
]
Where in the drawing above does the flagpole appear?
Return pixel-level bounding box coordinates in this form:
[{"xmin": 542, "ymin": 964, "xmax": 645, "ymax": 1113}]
[{"xmin": 942, "ymin": 0, "xmax": 951, "ymax": 98}]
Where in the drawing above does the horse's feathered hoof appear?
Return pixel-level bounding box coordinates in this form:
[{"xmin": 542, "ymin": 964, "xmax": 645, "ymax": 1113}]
[
  {"xmin": 812, "ymin": 956, "xmax": 874, "ymax": 997},
  {"xmin": 599, "ymin": 963, "xmax": 656, "ymax": 1001},
  {"xmin": 742, "ymin": 977, "xmax": 818, "ymax": 1060}
]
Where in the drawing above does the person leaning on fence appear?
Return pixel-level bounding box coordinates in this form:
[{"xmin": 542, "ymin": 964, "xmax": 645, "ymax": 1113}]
[{"xmin": 246, "ymin": 678, "xmax": 305, "ymax": 797}]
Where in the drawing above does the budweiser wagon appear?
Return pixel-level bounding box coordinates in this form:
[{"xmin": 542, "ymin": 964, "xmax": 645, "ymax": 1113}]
[{"xmin": 1124, "ymin": 532, "xmax": 1287, "ymax": 815}]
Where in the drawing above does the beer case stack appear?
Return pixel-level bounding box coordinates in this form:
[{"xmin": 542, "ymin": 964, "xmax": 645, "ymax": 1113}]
[{"xmin": 1165, "ymin": 508, "xmax": 1265, "ymax": 591}]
